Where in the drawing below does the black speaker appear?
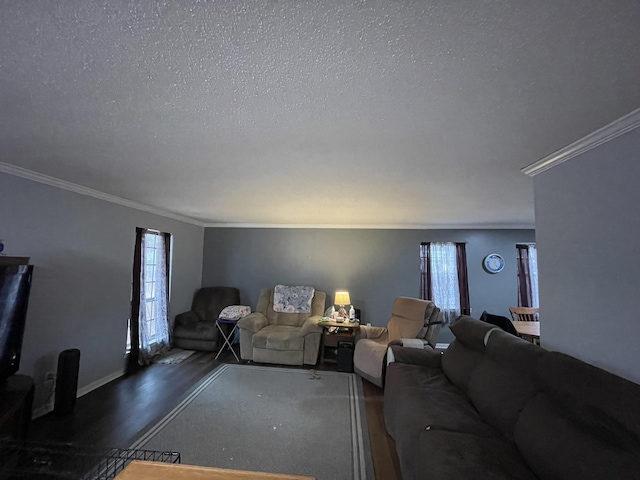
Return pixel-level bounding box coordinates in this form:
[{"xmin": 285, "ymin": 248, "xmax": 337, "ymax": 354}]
[
  {"xmin": 54, "ymin": 348, "xmax": 80, "ymax": 416},
  {"xmin": 336, "ymin": 342, "xmax": 354, "ymax": 373}
]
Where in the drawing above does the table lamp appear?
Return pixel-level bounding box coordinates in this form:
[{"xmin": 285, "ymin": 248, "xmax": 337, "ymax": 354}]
[{"xmin": 334, "ymin": 291, "xmax": 351, "ymax": 319}]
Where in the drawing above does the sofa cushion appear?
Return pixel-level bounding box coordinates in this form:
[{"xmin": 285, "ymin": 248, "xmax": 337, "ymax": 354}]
[
  {"xmin": 449, "ymin": 315, "xmax": 498, "ymax": 352},
  {"xmin": 441, "ymin": 340, "xmax": 485, "ymax": 395},
  {"xmin": 252, "ymin": 325, "xmax": 304, "ymax": 351},
  {"xmin": 172, "ymin": 320, "xmax": 217, "ymax": 341},
  {"xmin": 513, "ymin": 349, "xmax": 640, "ymax": 480},
  {"xmin": 466, "ymin": 329, "xmax": 544, "ymax": 440},
  {"xmin": 441, "ymin": 316, "xmax": 500, "ymax": 395},
  {"xmin": 515, "ymin": 393, "xmax": 640, "ymax": 480},
  {"xmin": 385, "ymin": 363, "xmax": 503, "ymax": 442},
  {"xmin": 405, "ymin": 428, "xmax": 538, "ymax": 480},
  {"xmin": 535, "ymin": 350, "xmax": 640, "ymax": 437}
]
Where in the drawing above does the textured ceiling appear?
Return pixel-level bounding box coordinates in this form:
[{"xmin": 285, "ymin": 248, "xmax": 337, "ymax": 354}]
[{"xmin": 1, "ymin": 1, "xmax": 639, "ymax": 227}]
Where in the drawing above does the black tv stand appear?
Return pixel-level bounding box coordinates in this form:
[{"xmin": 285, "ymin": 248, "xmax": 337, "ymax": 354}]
[{"xmin": 0, "ymin": 374, "xmax": 35, "ymax": 439}]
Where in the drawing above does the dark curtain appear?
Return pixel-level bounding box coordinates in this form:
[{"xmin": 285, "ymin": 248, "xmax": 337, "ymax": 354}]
[
  {"xmin": 456, "ymin": 243, "xmax": 471, "ymax": 315},
  {"xmin": 127, "ymin": 227, "xmax": 144, "ymax": 374},
  {"xmin": 516, "ymin": 244, "xmax": 533, "ymax": 307},
  {"xmin": 419, "ymin": 243, "xmax": 432, "ymax": 300},
  {"xmin": 163, "ymin": 231, "xmax": 172, "ymax": 340}
]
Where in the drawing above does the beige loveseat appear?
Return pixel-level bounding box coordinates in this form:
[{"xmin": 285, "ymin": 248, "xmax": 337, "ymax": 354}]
[{"xmin": 238, "ymin": 287, "xmax": 326, "ymax": 365}]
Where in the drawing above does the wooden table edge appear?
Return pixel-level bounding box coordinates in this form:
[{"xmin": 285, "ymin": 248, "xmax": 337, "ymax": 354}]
[{"xmin": 115, "ymin": 460, "xmax": 315, "ymax": 479}]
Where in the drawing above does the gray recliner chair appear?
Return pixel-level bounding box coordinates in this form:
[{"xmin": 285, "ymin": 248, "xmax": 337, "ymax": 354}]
[
  {"xmin": 238, "ymin": 287, "xmax": 325, "ymax": 365},
  {"xmin": 353, "ymin": 296, "xmax": 443, "ymax": 387},
  {"xmin": 173, "ymin": 287, "xmax": 240, "ymax": 351}
]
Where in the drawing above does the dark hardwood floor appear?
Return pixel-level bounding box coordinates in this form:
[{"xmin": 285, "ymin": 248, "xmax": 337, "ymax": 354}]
[{"xmin": 28, "ymin": 347, "xmax": 402, "ymax": 480}]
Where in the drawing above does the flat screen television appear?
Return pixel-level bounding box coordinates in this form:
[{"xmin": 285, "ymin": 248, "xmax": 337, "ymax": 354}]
[{"xmin": 0, "ymin": 264, "xmax": 33, "ymax": 384}]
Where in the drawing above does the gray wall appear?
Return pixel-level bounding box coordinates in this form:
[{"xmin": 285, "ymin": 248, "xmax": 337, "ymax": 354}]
[
  {"xmin": 0, "ymin": 172, "xmax": 204, "ymax": 411},
  {"xmin": 202, "ymin": 228, "xmax": 535, "ymax": 343},
  {"xmin": 534, "ymin": 126, "xmax": 640, "ymax": 384}
]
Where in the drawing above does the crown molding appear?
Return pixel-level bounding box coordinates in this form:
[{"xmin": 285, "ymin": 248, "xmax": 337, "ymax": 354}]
[
  {"xmin": 203, "ymin": 222, "xmax": 535, "ymax": 230},
  {"xmin": 522, "ymin": 107, "xmax": 640, "ymax": 177},
  {"xmin": 0, "ymin": 163, "xmax": 535, "ymax": 230},
  {"xmin": 0, "ymin": 162, "xmax": 205, "ymax": 227}
]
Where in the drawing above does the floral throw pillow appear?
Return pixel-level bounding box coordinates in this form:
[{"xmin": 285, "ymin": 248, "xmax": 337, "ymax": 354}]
[{"xmin": 273, "ymin": 285, "xmax": 315, "ymax": 313}]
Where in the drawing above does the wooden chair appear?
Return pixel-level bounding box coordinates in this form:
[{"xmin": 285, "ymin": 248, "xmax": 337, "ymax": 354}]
[{"xmin": 509, "ymin": 306, "xmax": 539, "ymax": 322}]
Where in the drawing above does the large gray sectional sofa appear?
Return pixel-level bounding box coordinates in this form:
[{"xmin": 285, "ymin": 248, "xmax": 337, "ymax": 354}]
[{"xmin": 384, "ymin": 315, "xmax": 640, "ymax": 480}]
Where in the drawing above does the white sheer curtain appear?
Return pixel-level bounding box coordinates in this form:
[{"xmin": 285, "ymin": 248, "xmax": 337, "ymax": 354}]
[
  {"xmin": 528, "ymin": 245, "xmax": 539, "ymax": 308},
  {"xmin": 138, "ymin": 232, "xmax": 170, "ymax": 364},
  {"xmin": 428, "ymin": 242, "xmax": 461, "ymax": 323}
]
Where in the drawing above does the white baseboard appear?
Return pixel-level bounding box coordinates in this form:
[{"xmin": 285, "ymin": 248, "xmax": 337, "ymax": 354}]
[
  {"xmin": 32, "ymin": 368, "xmax": 126, "ymax": 419},
  {"xmin": 76, "ymin": 369, "xmax": 125, "ymax": 398}
]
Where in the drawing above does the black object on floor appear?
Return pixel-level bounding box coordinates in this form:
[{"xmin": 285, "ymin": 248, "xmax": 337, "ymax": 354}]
[
  {"xmin": 54, "ymin": 349, "xmax": 80, "ymax": 416},
  {"xmin": 337, "ymin": 341, "xmax": 354, "ymax": 372}
]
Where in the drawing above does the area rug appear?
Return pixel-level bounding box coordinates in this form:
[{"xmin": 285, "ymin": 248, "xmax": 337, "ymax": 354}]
[
  {"xmin": 152, "ymin": 348, "xmax": 195, "ymax": 364},
  {"xmin": 130, "ymin": 364, "xmax": 373, "ymax": 480}
]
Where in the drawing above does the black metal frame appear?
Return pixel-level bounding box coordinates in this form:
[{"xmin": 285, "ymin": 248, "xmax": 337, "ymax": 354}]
[{"xmin": 0, "ymin": 439, "xmax": 180, "ymax": 479}]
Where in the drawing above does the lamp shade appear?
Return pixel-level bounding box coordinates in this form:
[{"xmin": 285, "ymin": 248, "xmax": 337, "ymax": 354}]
[{"xmin": 334, "ymin": 291, "xmax": 351, "ymax": 306}]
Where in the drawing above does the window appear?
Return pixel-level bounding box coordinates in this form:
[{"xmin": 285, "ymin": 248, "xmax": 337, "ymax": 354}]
[
  {"xmin": 142, "ymin": 232, "xmax": 165, "ymax": 344},
  {"xmin": 516, "ymin": 244, "xmax": 539, "ymax": 308},
  {"xmin": 128, "ymin": 228, "xmax": 172, "ymax": 371},
  {"xmin": 420, "ymin": 242, "xmax": 470, "ymax": 323}
]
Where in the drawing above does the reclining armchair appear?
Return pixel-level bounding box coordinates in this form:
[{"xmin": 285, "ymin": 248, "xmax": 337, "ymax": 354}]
[
  {"xmin": 173, "ymin": 286, "xmax": 240, "ymax": 351},
  {"xmin": 238, "ymin": 286, "xmax": 326, "ymax": 366},
  {"xmin": 353, "ymin": 296, "xmax": 443, "ymax": 387}
]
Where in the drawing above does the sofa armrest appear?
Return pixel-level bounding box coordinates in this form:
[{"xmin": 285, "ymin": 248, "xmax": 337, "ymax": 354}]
[
  {"xmin": 300, "ymin": 315, "xmax": 323, "ymax": 336},
  {"xmin": 356, "ymin": 325, "xmax": 388, "ymax": 341},
  {"xmin": 387, "ymin": 345, "xmax": 443, "ymax": 368},
  {"xmin": 175, "ymin": 311, "xmax": 199, "ymax": 327},
  {"xmin": 389, "ymin": 338, "xmax": 429, "ymax": 349},
  {"xmin": 237, "ymin": 312, "xmax": 269, "ymax": 333}
]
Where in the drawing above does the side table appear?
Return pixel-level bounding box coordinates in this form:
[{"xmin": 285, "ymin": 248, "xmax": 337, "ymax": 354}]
[
  {"xmin": 215, "ymin": 318, "xmax": 240, "ymax": 361},
  {"xmin": 0, "ymin": 374, "xmax": 35, "ymax": 439},
  {"xmin": 319, "ymin": 320, "xmax": 359, "ymax": 367}
]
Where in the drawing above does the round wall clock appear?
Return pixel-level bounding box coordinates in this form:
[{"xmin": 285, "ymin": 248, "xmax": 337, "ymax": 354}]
[{"xmin": 483, "ymin": 253, "xmax": 505, "ymax": 274}]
